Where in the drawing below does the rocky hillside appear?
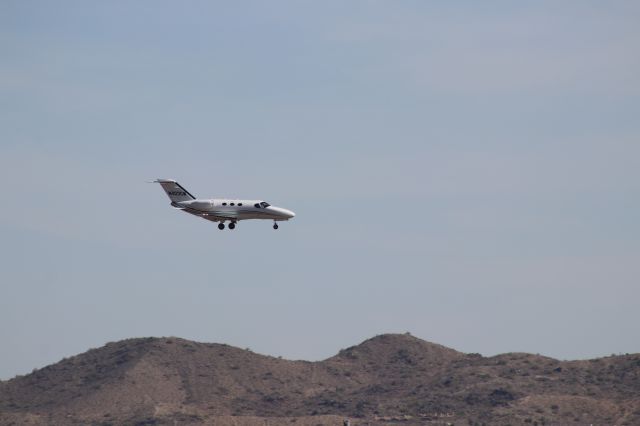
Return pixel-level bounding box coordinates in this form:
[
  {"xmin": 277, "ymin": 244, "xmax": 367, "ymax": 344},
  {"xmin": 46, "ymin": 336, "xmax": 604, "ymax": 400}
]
[{"xmin": 1, "ymin": 334, "xmax": 639, "ymax": 425}]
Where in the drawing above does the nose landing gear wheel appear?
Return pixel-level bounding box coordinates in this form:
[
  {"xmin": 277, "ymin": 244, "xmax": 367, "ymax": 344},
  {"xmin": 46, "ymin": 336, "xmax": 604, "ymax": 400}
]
[
  {"xmin": 273, "ymin": 223, "xmax": 279, "ymax": 230},
  {"xmin": 218, "ymin": 223, "xmax": 225, "ymax": 230},
  {"xmin": 228, "ymin": 222, "xmax": 236, "ymax": 230}
]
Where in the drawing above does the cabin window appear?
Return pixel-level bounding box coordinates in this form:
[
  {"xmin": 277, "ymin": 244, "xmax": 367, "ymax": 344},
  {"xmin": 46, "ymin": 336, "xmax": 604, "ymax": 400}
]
[
  {"xmin": 238, "ymin": 203, "xmax": 243, "ymax": 206},
  {"xmin": 230, "ymin": 203, "xmax": 235, "ymax": 206},
  {"xmin": 222, "ymin": 202, "xmax": 227, "ymax": 206}
]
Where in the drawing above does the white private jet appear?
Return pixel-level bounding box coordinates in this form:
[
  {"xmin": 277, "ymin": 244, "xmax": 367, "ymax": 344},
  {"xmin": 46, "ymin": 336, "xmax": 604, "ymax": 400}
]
[{"xmin": 152, "ymin": 179, "xmax": 295, "ymax": 230}]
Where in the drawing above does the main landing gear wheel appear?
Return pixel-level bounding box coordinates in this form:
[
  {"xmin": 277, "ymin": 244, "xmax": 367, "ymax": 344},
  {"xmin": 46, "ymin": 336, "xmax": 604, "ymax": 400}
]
[
  {"xmin": 273, "ymin": 223, "xmax": 279, "ymax": 230},
  {"xmin": 228, "ymin": 222, "xmax": 236, "ymax": 230},
  {"xmin": 218, "ymin": 223, "xmax": 225, "ymax": 230}
]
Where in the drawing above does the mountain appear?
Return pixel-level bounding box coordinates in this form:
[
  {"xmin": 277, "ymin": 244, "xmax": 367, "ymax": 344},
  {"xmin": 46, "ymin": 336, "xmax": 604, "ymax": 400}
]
[{"xmin": 1, "ymin": 333, "xmax": 639, "ymax": 425}]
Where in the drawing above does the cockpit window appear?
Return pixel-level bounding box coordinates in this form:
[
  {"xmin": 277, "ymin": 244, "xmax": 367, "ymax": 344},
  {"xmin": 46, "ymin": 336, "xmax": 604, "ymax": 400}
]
[
  {"xmin": 260, "ymin": 202, "xmax": 270, "ymax": 208},
  {"xmin": 254, "ymin": 203, "xmax": 260, "ymax": 208}
]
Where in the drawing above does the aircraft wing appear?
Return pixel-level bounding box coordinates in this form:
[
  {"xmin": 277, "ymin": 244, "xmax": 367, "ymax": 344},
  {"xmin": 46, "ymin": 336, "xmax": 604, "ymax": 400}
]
[{"xmin": 176, "ymin": 206, "xmax": 239, "ymax": 222}]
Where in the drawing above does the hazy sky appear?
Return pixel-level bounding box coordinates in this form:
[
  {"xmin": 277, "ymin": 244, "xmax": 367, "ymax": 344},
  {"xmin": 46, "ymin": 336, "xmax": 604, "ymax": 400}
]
[{"xmin": 1, "ymin": 1, "xmax": 639, "ymax": 380}]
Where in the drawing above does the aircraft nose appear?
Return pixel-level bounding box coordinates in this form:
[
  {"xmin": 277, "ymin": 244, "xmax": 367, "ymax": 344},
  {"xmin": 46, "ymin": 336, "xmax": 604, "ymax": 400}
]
[{"xmin": 271, "ymin": 207, "xmax": 295, "ymax": 219}]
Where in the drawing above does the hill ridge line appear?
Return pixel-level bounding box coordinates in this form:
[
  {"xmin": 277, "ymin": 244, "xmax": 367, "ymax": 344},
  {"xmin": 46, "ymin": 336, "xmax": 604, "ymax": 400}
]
[{"xmin": 1, "ymin": 333, "xmax": 639, "ymax": 426}]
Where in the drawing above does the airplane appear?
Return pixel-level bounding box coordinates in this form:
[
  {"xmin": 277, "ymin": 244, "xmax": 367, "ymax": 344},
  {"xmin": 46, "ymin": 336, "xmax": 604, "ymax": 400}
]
[{"xmin": 151, "ymin": 179, "xmax": 295, "ymax": 230}]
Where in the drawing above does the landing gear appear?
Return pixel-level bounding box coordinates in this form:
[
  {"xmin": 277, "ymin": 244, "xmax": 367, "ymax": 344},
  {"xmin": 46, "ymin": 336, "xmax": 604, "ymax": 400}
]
[
  {"xmin": 218, "ymin": 223, "xmax": 225, "ymax": 230},
  {"xmin": 273, "ymin": 222, "xmax": 279, "ymax": 230},
  {"xmin": 228, "ymin": 222, "xmax": 236, "ymax": 230}
]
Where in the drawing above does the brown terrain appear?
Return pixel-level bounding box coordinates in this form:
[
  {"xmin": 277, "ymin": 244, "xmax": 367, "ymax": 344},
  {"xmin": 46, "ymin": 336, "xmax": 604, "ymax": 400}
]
[{"xmin": 1, "ymin": 333, "xmax": 639, "ymax": 426}]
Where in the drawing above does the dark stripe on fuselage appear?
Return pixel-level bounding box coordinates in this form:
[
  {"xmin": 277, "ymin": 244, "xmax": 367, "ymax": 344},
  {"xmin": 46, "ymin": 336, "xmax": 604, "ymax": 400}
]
[{"xmin": 180, "ymin": 205, "xmax": 277, "ymax": 219}]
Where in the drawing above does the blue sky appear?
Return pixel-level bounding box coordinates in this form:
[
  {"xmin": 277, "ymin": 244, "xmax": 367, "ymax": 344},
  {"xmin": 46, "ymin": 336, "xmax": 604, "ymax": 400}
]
[{"xmin": 1, "ymin": 1, "xmax": 639, "ymax": 379}]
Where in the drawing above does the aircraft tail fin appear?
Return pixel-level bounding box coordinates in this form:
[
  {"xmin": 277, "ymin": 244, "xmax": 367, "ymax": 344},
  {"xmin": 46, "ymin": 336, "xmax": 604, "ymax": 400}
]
[{"xmin": 152, "ymin": 179, "xmax": 196, "ymax": 202}]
